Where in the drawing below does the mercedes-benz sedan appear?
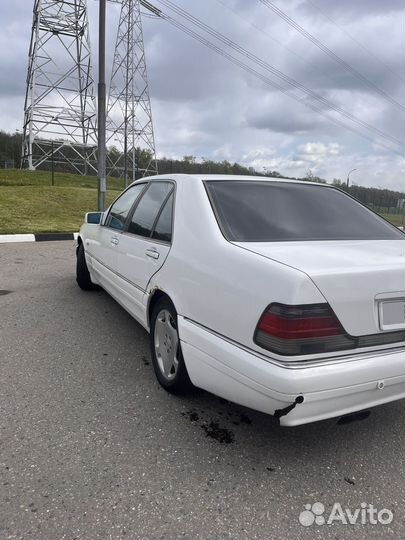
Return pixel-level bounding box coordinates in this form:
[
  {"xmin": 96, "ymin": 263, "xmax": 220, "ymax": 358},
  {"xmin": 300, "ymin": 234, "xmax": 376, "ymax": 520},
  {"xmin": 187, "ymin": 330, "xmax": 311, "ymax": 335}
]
[{"xmin": 76, "ymin": 175, "xmax": 405, "ymax": 426}]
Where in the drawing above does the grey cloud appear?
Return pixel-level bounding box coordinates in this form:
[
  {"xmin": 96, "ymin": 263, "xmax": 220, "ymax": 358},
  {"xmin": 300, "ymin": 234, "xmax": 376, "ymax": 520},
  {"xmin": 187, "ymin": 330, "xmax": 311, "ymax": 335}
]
[
  {"xmin": 0, "ymin": 62, "xmax": 26, "ymax": 97},
  {"xmin": 247, "ymin": 102, "xmax": 326, "ymax": 134},
  {"xmin": 286, "ymin": 37, "xmax": 404, "ymax": 104},
  {"xmin": 298, "ymin": 0, "xmax": 404, "ymax": 19},
  {"xmin": 145, "ymin": 23, "xmax": 241, "ymax": 102}
]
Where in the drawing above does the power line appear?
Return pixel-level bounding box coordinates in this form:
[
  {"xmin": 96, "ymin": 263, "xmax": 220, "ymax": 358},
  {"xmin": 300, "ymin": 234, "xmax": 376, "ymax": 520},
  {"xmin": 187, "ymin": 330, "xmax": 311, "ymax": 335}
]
[
  {"xmin": 257, "ymin": 0, "xmax": 405, "ymax": 113},
  {"xmin": 213, "ymin": 0, "xmax": 404, "ymax": 136},
  {"xmin": 213, "ymin": 0, "xmax": 313, "ymax": 68},
  {"xmin": 306, "ymin": 0, "xmax": 405, "ymax": 84},
  {"xmin": 153, "ymin": 0, "xmax": 404, "ymax": 151},
  {"xmin": 150, "ymin": 6, "xmax": 403, "ymax": 156}
]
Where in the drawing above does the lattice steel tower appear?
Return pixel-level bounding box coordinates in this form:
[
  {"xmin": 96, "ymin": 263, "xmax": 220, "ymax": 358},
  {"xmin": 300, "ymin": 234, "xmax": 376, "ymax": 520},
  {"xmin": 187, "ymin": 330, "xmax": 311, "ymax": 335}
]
[
  {"xmin": 22, "ymin": 0, "xmax": 97, "ymax": 174},
  {"xmin": 107, "ymin": 0, "xmax": 158, "ymax": 183}
]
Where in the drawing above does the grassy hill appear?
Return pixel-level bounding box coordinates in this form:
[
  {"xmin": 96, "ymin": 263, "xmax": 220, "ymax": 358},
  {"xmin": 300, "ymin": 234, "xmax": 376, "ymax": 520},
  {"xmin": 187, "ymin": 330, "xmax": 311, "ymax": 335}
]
[{"xmin": 0, "ymin": 169, "xmax": 122, "ymax": 234}]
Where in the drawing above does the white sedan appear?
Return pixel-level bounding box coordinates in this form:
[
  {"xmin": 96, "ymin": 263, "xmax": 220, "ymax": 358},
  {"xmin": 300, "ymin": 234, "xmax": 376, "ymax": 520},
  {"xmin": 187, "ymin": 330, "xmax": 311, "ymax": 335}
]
[{"xmin": 76, "ymin": 175, "xmax": 405, "ymax": 426}]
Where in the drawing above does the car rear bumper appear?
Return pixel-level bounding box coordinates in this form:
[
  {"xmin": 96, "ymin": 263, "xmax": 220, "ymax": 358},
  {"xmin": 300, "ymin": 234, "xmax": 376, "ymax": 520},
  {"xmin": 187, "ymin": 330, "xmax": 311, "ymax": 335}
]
[{"xmin": 178, "ymin": 316, "xmax": 405, "ymax": 426}]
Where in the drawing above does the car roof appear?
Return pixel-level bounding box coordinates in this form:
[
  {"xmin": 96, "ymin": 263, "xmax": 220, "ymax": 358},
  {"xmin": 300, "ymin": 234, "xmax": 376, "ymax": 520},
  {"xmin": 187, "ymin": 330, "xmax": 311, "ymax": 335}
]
[{"xmin": 136, "ymin": 173, "xmax": 328, "ymax": 188}]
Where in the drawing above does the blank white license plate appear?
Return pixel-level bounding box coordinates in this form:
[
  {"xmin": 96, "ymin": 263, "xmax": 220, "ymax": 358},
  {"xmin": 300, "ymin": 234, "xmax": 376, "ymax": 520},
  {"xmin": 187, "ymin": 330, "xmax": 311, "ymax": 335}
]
[{"xmin": 379, "ymin": 300, "xmax": 405, "ymax": 331}]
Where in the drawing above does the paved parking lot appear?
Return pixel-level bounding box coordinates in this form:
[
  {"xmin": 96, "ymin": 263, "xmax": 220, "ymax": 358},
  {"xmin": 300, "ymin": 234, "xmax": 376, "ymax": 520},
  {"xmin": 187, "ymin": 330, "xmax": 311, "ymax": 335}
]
[{"xmin": 0, "ymin": 241, "xmax": 404, "ymax": 540}]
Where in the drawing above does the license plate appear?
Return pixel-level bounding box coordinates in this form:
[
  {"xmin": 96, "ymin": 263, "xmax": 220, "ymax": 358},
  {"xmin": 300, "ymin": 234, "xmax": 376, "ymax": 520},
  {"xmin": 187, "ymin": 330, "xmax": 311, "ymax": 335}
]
[{"xmin": 379, "ymin": 300, "xmax": 405, "ymax": 331}]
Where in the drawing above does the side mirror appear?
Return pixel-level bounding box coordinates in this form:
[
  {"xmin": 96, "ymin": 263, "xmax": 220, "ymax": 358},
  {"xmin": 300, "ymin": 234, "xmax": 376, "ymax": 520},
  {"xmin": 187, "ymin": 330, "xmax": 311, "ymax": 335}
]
[{"xmin": 85, "ymin": 211, "xmax": 103, "ymax": 224}]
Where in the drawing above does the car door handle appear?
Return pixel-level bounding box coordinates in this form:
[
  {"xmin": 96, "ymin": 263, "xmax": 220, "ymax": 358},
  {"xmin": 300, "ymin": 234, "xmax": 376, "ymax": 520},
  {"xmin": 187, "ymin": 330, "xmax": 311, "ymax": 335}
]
[
  {"xmin": 146, "ymin": 248, "xmax": 160, "ymax": 259},
  {"xmin": 111, "ymin": 236, "xmax": 119, "ymax": 245}
]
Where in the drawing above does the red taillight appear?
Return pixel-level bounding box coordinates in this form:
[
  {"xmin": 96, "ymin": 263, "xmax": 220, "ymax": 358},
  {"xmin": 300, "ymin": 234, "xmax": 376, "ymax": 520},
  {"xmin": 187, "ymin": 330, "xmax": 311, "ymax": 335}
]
[
  {"xmin": 257, "ymin": 309, "xmax": 342, "ymax": 339},
  {"xmin": 254, "ymin": 303, "xmax": 352, "ymax": 356}
]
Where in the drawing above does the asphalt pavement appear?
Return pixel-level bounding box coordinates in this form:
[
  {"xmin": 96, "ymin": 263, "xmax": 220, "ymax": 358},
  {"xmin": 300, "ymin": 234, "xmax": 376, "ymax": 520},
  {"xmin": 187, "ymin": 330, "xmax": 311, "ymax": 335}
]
[{"xmin": 0, "ymin": 241, "xmax": 404, "ymax": 540}]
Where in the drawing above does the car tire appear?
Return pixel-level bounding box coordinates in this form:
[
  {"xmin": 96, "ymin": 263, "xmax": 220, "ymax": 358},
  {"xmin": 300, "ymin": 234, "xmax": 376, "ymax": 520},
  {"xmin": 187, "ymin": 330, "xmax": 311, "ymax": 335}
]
[
  {"xmin": 76, "ymin": 242, "xmax": 99, "ymax": 291},
  {"xmin": 150, "ymin": 297, "xmax": 194, "ymax": 394}
]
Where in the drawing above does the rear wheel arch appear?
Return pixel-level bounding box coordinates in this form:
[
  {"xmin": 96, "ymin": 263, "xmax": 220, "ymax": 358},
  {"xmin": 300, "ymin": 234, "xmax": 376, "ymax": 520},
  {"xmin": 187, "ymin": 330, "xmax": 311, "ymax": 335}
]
[
  {"xmin": 148, "ymin": 289, "xmax": 175, "ymax": 330},
  {"xmin": 148, "ymin": 291, "xmax": 194, "ymax": 393}
]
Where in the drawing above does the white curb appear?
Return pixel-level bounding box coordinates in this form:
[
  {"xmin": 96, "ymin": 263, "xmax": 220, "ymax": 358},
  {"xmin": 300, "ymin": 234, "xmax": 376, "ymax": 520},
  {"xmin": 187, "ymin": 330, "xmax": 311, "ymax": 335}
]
[
  {"xmin": 0, "ymin": 234, "xmax": 36, "ymax": 243},
  {"xmin": 0, "ymin": 233, "xmax": 79, "ymax": 244}
]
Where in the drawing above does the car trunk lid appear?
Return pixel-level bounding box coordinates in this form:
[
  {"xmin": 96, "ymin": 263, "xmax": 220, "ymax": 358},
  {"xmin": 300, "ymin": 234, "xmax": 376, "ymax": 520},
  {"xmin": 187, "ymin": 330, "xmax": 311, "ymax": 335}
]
[{"xmin": 234, "ymin": 240, "xmax": 405, "ymax": 337}]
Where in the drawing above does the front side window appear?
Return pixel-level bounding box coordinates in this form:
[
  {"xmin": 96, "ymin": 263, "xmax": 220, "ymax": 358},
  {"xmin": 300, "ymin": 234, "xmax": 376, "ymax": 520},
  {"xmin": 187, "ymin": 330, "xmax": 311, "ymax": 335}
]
[
  {"xmin": 105, "ymin": 183, "xmax": 146, "ymax": 231},
  {"xmin": 128, "ymin": 182, "xmax": 173, "ymax": 238},
  {"xmin": 206, "ymin": 181, "xmax": 404, "ymax": 242}
]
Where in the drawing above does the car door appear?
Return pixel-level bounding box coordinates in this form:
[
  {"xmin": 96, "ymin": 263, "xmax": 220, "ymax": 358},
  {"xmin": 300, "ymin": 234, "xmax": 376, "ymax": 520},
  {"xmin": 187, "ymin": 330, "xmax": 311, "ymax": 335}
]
[
  {"xmin": 116, "ymin": 181, "xmax": 175, "ymax": 325},
  {"xmin": 87, "ymin": 183, "xmax": 147, "ymax": 293}
]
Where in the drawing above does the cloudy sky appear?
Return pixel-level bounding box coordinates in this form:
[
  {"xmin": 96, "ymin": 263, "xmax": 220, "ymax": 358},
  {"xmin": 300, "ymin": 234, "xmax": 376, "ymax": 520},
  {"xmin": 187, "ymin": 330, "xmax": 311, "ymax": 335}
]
[{"xmin": 0, "ymin": 0, "xmax": 404, "ymax": 189}]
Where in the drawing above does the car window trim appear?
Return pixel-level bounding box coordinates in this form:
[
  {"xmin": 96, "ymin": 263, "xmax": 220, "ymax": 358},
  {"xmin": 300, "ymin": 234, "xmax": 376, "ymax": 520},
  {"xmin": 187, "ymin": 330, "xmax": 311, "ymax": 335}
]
[
  {"xmin": 203, "ymin": 180, "xmax": 232, "ymax": 242},
  {"xmin": 150, "ymin": 189, "xmax": 174, "ymax": 243},
  {"xmin": 103, "ymin": 182, "xmax": 149, "ymax": 231},
  {"xmin": 123, "ymin": 180, "xmax": 175, "ymax": 243},
  {"xmin": 123, "ymin": 182, "xmax": 152, "ymax": 232}
]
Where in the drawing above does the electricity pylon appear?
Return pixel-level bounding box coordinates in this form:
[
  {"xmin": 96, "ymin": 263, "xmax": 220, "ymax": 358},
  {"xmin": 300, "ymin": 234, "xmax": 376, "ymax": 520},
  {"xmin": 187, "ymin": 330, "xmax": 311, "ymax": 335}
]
[
  {"xmin": 107, "ymin": 0, "xmax": 158, "ymax": 184},
  {"xmin": 22, "ymin": 0, "xmax": 97, "ymax": 174}
]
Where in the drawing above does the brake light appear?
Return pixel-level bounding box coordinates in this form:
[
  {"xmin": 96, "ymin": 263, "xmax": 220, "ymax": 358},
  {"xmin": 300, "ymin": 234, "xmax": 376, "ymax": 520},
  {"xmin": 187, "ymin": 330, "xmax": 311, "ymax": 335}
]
[{"xmin": 254, "ymin": 303, "xmax": 353, "ymax": 356}]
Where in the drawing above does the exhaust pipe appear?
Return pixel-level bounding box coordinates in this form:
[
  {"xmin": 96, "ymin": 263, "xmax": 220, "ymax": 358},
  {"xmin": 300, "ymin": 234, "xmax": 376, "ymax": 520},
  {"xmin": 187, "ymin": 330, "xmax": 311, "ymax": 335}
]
[{"xmin": 337, "ymin": 410, "xmax": 371, "ymax": 425}]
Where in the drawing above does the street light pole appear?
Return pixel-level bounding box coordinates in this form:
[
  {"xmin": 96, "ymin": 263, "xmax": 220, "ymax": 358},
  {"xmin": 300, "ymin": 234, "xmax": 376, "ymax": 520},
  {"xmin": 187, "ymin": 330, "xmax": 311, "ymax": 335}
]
[
  {"xmin": 97, "ymin": 0, "xmax": 107, "ymax": 211},
  {"xmin": 346, "ymin": 168, "xmax": 357, "ymax": 191}
]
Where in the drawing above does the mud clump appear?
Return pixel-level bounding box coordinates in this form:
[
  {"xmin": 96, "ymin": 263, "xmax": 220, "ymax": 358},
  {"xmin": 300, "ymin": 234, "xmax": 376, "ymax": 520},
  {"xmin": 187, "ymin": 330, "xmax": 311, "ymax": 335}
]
[{"xmin": 201, "ymin": 420, "xmax": 234, "ymax": 444}]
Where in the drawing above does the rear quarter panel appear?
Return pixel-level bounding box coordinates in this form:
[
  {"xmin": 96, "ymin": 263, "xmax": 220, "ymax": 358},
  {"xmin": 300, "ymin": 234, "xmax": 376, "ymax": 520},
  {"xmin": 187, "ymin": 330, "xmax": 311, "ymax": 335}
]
[{"xmin": 147, "ymin": 178, "xmax": 325, "ymax": 354}]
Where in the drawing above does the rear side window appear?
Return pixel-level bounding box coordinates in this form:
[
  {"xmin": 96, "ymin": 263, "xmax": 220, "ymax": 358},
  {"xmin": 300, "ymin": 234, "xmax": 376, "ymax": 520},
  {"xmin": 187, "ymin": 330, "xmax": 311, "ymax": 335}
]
[
  {"xmin": 105, "ymin": 183, "xmax": 146, "ymax": 230},
  {"xmin": 128, "ymin": 182, "xmax": 173, "ymax": 238},
  {"xmin": 152, "ymin": 193, "xmax": 174, "ymax": 243},
  {"xmin": 206, "ymin": 181, "xmax": 404, "ymax": 242}
]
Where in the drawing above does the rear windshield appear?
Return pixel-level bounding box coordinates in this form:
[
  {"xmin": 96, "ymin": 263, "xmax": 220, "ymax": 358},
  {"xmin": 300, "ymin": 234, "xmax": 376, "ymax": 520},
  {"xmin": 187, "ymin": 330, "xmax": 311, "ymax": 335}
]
[{"xmin": 205, "ymin": 181, "xmax": 404, "ymax": 242}]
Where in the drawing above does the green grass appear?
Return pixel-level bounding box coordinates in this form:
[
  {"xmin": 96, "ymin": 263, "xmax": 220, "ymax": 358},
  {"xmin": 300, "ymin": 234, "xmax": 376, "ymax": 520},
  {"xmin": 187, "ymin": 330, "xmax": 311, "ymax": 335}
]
[
  {"xmin": 378, "ymin": 212, "xmax": 405, "ymax": 227},
  {"xmin": 0, "ymin": 169, "xmax": 120, "ymax": 234}
]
